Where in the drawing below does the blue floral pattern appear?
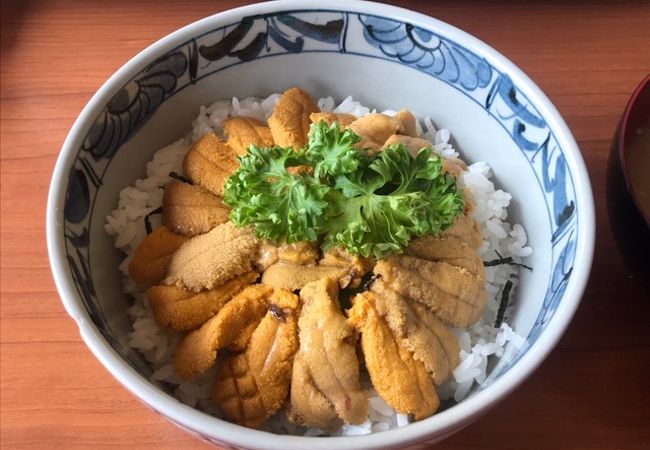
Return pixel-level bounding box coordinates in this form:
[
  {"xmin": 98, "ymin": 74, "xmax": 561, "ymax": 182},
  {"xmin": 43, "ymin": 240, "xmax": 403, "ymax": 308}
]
[
  {"xmin": 62, "ymin": 9, "xmax": 578, "ymax": 387},
  {"xmin": 358, "ymin": 16, "xmax": 492, "ymax": 91}
]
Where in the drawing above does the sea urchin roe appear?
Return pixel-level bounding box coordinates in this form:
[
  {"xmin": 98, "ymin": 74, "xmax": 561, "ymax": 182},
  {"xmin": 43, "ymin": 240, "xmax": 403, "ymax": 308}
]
[
  {"xmin": 183, "ymin": 132, "xmax": 239, "ymax": 197},
  {"xmin": 318, "ymin": 247, "xmax": 375, "ymax": 289},
  {"xmin": 405, "ymin": 234, "xmax": 485, "ymax": 277},
  {"xmin": 256, "ymin": 240, "xmax": 321, "ymax": 273},
  {"xmin": 212, "ymin": 289, "xmax": 299, "ymax": 428},
  {"xmin": 369, "ymin": 280, "xmax": 460, "ymax": 385},
  {"xmin": 440, "ymin": 211, "xmax": 483, "ymax": 250},
  {"xmin": 223, "ymin": 116, "xmax": 275, "ymax": 156},
  {"xmin": 347, "ymin": 110, "xmax": 417, "ymax": 153},
  {"xmin": 164, "ymin": 222, "xmax": 260, "ymax": 292},
  {"xmin": 348, "ymin": 291, "xmax": 439, "ymax": 420},
  {"xmin": 147, "ymin": 271, "xmax": 259, "ymax": 331},
  {"xmin": 373, "ymin": 255, "xmax": 487, "ymax": 328},
  {"xmin": 261, "ymin": 262, "xmax": 353, "ymax": 291},
  {"xmin": 348, "ymin": 113, "xmax": 403, "ymax": 153},
  {"xmin": 288, "ymin": 352, "xmax": 341, "ymax": 431},
  {"xmin": 162, "ymin": 181, "xmax": 230, "ymax": 237},
  {"xmin": 267, "ymin": 87, "xmax": 319, "ymax": 148},
  {"xmin": 257, "ymin": 241, "xmax": 320, "ymax": 271},
  {"xmin": 382, "ymin": 134, "xmax": 433, "ymax": 156},
  {"xmin": 393, "ymin": 109, "xmax": 418, "ymax": 137},
  {"xmin": 309, "ymin": 111, "xmax": 357, "ymax": 128},
  {"xmin": 128, "ymin": 226, "xmax": 188, "ymax": 286},
  {"xmin": 289, "ymin": 278, "xmax": 368, "ymax": 429},
  {"xmin": 173, "ymin": 284, "xmax": 272, "ymax": 379}
]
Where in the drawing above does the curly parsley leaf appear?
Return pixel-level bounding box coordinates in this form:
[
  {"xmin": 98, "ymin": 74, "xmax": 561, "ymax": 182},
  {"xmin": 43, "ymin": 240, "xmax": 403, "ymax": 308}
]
[
  {"xmin": 323, "ymin": 145, "xmax": 465, "ymax": 258},
  {"xmin": 223, "ymin": 124, "xmax": 464, "ymax": 258},
  {"xmin": 306, "ymin": 121, "xmax": 362, "ymax": 179},
  {"xmin": 223, "ymin": 145, "xmax": 329, "ymax": 243}
]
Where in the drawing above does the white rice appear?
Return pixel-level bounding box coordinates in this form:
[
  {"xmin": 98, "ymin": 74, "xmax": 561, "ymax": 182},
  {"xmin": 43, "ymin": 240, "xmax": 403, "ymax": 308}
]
[{"xmin": 105, "ymin": 94, "xmax": 531, "ymax": 436}]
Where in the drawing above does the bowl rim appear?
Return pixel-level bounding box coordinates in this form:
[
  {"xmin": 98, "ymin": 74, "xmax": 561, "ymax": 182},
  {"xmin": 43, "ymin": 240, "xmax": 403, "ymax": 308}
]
[{"xmin": 46, "ymin": 0, "xmax": 595, "ymax": 448}]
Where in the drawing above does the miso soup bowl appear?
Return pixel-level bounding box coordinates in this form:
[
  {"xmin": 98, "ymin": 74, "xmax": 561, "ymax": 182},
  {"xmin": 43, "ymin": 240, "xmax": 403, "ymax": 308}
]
[
  {"xmin": 46, "ymin": 1, "xmax": 595, "ymax": 448},
  {"xmin": 607, "ymin": 74, "xmax": 650, "ymax": 290}
]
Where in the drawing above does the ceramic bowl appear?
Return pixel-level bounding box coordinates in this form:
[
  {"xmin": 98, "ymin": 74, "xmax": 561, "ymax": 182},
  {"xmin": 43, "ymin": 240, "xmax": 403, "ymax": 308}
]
[{"xmin": 46, "ymin": 1, "xmax": 595, "ymax": 448}]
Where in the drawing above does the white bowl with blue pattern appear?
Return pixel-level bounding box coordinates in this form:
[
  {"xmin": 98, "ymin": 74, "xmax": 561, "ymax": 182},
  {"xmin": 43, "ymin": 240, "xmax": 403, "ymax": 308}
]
[{"xmin": 46, "ymin": 1, "xmax": 595, "ymax": 448}]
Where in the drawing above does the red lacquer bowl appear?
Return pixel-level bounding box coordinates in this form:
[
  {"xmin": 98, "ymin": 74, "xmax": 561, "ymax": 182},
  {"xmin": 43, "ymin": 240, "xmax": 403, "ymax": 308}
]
[{"xmin": 607, "ymin": 74, "xmax": 650, "ymax": 290}]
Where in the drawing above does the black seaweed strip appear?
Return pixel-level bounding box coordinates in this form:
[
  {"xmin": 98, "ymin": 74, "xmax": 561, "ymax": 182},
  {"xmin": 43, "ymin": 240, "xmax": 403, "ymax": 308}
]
[
  {"xmin": 144, "ymin": 206, "xmax": 163, "ymax": 234},
  {"xmin": 169, "ymin": 171, "xmax": 192, "ymax": 184},
  {"xmin": 483, "ymin": 250, "xmax": 533, "ymax": 271},
  {"xmin": 494, "ymin": 279, "xmax": 514, "ymax": 328},
  {"xmin": 269, "ymin": 303, "xmax": 287, "ymax": 323}
]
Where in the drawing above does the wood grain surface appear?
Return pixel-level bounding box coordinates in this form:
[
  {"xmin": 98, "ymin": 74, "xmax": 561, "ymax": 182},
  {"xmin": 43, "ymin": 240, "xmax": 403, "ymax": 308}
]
[{"xmin": 2, "ymin": 1, "xmax": 650, "ymax": 449}]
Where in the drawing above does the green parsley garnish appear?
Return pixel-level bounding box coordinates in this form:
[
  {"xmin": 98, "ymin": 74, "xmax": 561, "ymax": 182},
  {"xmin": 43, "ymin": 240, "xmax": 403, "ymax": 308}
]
[{"xmin": 223, "ymin": 121, "xmax": 464, "ymax": 258}]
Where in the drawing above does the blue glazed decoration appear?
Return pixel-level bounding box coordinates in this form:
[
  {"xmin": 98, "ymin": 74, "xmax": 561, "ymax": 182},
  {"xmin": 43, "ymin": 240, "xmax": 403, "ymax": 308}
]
[{"xmin": 359, "ymin": 15, "xmax": 492, "ymax": 91}]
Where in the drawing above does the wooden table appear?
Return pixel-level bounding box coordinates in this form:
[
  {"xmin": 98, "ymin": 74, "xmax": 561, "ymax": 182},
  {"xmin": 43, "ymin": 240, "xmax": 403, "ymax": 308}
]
[{"xmin": 2, "ymin": 1, "xmax": 649, "ymax": 449}]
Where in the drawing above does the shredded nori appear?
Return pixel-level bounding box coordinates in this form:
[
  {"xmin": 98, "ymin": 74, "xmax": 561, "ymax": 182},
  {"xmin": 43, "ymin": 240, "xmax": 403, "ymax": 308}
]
[
  {"xmin": 144, "ymin": 206, "xmax": 163, "ymax": 234},
  {"xmin": 363, "ymin": 273, "xmax": 381, "ymax": 291},
  {"xmin": 269, "ymin": 303, "xmax": 287, "ymax": 323},
  {"xmin": 338, "ymin": 272, "xmax": 377, "ymax": 310},
  {"xmin": 169, "ymin": 171, "xmax": 192, "ymax": 184},
  {"xmin": 483, "ymin": 250, "xmax": 533, "ymax": 271},
  {"xmin": 494, "ymin": 279, "xmax": 514, "ymax": 328}
]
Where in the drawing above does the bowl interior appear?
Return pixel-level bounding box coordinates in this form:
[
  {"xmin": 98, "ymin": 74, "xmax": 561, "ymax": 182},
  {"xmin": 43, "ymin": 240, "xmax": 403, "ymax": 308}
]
[{"xmin": 52, "ymin": 3, "xmax": 590, "ymax": 448}]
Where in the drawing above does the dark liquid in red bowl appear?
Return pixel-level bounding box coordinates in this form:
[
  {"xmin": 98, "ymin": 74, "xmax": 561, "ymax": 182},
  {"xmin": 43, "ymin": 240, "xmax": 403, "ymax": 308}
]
[
  {"xmin": 607, "ymin": 75, "xmax": 650, "ymax": 291},
  {"xmin": 627, "ymin": 122, "xmax": 650, "ymax": 219}
]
